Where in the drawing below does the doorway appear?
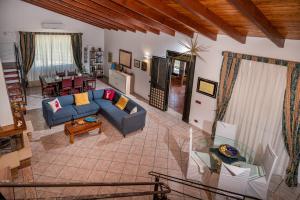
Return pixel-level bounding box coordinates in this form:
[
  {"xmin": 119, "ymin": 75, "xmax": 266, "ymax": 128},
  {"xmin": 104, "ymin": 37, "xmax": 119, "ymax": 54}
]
[
  {"xmin": 149, "ymin": 51, "xmax": 195, "ymax": 123},
  {"xmin": 168, "ymin": 59, "xmax": 188, "ymax": 114}
]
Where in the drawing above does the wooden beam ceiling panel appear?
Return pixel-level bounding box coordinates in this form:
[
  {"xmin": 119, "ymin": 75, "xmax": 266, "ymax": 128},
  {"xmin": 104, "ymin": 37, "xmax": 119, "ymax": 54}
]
[
  {"xmin": 29, "ymin": 0, "xmax": 121, "ymax": 31},
  {"xmin": 228, "ymin": 0, "xmax": 285, "ymax": 47},
  {"xmin": 92, "ymin": 0, "xmax": 175, "ymax": 36},
  {"xmin": 52, "ymin": 0, "xmax": 132, "ymax": 32},
  {"xmin": 23, "ymin": 0, "xmax": 114, "ymax": 30},
  {"xmin": 76, "ymin": 0, "xmax": 156, "ymax": 34},
  {"xmin": 138, "ymin": 0, "xmax": 217, "ymax": 40},
  {"xmin": 174, "ymin": 0, "xmax": 246, "ymax": 43},
  {"xmin": 110, "ymin": 0, "xmax": 194, "ymax": 37},
  {"xmin": 68, "ymin": 0, "xmax": 148, "ymax": 34}
]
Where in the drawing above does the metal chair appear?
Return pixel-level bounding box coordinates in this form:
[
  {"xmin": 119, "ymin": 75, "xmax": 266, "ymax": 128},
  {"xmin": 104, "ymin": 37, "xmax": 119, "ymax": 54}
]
[
  {"xmin": 60, "ymin": 78, "xmax": 72, "ymax": 96},
  {"xmin": 73, "ymin": 76, "xmax": 84, "ymax": 93}
]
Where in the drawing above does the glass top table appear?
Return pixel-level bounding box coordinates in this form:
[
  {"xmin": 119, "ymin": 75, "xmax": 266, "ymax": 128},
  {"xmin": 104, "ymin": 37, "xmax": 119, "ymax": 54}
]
[{"xmin": 191, "ymin": 135, "xmax": 264, "ymax": 179}]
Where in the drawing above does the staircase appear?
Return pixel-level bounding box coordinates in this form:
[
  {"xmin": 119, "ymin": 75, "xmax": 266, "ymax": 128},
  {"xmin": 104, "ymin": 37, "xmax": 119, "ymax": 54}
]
[
  {"xmin": 2, "ymin": 43, "xmax": 27, "ymax": 110},
  {"xmin": 2, "ymin": 62, "xmax": 26, "ymax": 106}
]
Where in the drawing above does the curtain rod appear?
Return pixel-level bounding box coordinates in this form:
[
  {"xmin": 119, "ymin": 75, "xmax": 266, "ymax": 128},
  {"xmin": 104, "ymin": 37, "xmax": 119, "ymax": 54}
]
[
  {"xmin": 222, "ymin": 51, "xmax": 300, "ymax": 66},
  {"xmin": 19, "ymin": 31, "xmax": 82, "ymax": 35}
]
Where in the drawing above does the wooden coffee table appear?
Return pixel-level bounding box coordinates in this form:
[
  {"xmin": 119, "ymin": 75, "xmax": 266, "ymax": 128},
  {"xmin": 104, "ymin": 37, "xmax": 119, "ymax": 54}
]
[{"xmin": 64, "ymin": 117, "xmax": 102, "ymax": 144}]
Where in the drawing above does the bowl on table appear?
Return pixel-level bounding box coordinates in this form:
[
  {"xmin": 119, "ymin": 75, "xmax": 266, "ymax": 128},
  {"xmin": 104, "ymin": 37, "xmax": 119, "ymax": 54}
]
[{"xmin": 218, "ymin": 144, "xmax": 239, "ymax": 158}]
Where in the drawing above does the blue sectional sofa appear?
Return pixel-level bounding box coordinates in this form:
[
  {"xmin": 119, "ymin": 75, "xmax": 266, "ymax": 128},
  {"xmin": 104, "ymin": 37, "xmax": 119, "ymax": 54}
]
[{"xmin": 42, "ymin": 89, "xmax": 146, "ymax": 136}]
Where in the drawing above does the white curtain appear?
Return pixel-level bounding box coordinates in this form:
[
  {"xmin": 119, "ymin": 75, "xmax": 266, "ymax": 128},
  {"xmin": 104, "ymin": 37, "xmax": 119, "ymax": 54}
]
[
  {"xmin": 224, "ymin": 59, "xmax": 289, "ymax": 177},
  {"xmin": 28, "ymin": 34, "xmax": 75, "ymax": 81}
]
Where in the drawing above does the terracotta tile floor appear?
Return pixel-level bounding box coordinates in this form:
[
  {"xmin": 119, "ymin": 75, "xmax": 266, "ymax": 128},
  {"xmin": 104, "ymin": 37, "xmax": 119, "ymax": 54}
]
[{"xmin": 12, "ymin": 81, "xmax": 300, "ymax": 199}]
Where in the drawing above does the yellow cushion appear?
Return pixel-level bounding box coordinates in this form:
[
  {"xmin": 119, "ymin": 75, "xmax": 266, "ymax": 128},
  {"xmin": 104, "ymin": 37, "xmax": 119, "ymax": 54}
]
[
  {"xmin": 115, "ymin": 95, "xmax": 129, "ymax": 110},
  {"xmin": 74, "ymin": 92, "xmax": 90, "ymax": 106}
]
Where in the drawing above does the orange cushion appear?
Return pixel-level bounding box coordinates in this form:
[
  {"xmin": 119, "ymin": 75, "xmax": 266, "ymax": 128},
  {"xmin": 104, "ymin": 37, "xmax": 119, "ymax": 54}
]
[
  {"xmin": 115, "ymin": 95, "xmax": 129, "ymax": 110},
  {"xmin": 74, "ymin": 92, "xmax": 90, "ymax": 106}
]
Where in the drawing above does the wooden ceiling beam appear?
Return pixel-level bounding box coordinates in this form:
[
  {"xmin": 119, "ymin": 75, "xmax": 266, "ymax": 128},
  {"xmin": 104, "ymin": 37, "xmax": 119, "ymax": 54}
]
[
  {"xmin": 93, "ymin": 0, "xmax": 175, "ymax": 36},
  {"xmin": 53, "ymin": 0, "xmax": 133, "ymax": 32},
  {"xmin": 66, "ymin": 0, "xmax": 147, "ymax": 34},
  {"xmin": 175, "ymin": 0, "xmax": 246, "ymax": 43},
  {"xmin": 76, "ymin": 0, "xmax": 151, "ymax": 34},
  {"xmin": 228, "ymin": 0, "xmax": 285, "ymax": 48},
  {"xmin": 138, "ymin": 0, "xmax": 217, "ymax": 40},
  {"xmin": 23, "ymin": 0, "xmax": 114, "ymax": 30},
  {"xmin": 110, "ymin": 0, "xmax": 194, "ymax": 37},
  {"xmin": 29, "ymin": 0, "xmax": 122, "ymax": 31}
]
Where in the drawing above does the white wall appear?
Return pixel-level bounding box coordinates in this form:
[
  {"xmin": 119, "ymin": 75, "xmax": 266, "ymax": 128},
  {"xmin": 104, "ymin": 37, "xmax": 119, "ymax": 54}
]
[
  {"xmin": 0, "ymin": 0, "xmax": 105, "ymax": 72},
  {"xmin": 0, "ymin": 59, "xmax": 14, "ymax": 127},
  {"xmin": 104, "ymin": 30, "xmax": 300, "ymax": 133},
  {"xmin": 104, "ymin": 30, "xmax": 189, "ymax": 99}
]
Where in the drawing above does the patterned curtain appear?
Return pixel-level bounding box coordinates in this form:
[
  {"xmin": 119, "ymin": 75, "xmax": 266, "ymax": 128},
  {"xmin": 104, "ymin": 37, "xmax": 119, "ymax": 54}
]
[
  {"xmin": 19, "ymin": 32, "xmax": 35, "ymax": 82},
  {"xmin": 282, "ymin": 62, "xmax": 300, "ymax": 187},
  {"xmin": 211, "ymin": 52, "xmax": 242, "ymax": 138},
  {"xmin": 71, "ymin": 33, "xmax": 83, "ymax": 72}
]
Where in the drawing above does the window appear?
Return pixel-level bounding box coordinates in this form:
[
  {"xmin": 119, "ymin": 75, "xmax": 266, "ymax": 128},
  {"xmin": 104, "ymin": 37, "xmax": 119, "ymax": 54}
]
[
  {"xmin": 28, "ymin": 34, "xmax": 75, "ymax": 81},
  {"xmin": 173, "ymin": 60, "xmax": 181, "ymax": 75}
]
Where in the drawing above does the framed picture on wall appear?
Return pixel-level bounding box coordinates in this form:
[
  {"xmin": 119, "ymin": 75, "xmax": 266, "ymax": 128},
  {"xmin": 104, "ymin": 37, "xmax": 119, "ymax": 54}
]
[
  {"xmin": 119, "ymin": 49, "xmax": 132, "ymax": 68},
  {"xmin": 134, "ymin": 59, "xmax": 140, "ymax": 68},
  {"xmin": 141, "ymin": 61, "xmax": 147, "ymax": 71},
  {"xmin": 196, "ymin": 77, "xmax": 218, "ymax": 98}
]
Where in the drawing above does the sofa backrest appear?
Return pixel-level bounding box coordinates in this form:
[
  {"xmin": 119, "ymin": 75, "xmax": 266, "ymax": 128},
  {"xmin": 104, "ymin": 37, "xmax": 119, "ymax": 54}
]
[
  {"xmin": 45, "ymin": 91, "xmax": 94, "ymax": 107},
  {"xmin": 92, "ymin": 89, "xmax": 104, "ymax": 100},
  {"xmin": 92, "ymin": 88, "xmax": 145, "ymax": 112}
]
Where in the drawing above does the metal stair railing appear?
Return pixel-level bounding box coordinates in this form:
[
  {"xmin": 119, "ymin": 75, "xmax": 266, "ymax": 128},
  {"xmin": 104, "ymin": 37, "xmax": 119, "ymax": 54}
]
[
  {"xmin": 149, "ymin": 171, "xmax": 261, "ymax": 200},
  {"xmin": 14, "ymin": 43, "xmax": 27, "ymax": 105},
  {"xmin": 0, "ymin": 176, "xmax": 171, "ymax": 200}
]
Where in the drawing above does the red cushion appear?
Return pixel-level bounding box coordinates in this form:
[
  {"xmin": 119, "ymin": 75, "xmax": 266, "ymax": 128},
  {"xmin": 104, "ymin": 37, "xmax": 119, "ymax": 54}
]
[{"xmin": 103, "ymin": 89, "xmax": 115, "ymax": 101}]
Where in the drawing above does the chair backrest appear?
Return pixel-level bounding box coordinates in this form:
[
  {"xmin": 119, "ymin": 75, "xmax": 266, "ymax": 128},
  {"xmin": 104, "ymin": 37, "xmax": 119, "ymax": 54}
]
[
  {"xmin": 74, "ymin": 76, "xmax": 83, "ymax": 87},
  {"xmin": 56, "ymin": 71, "xmax": 65, "ymax": 77},
  {"xmin": 218, "ymin": 163, "xmax": 250, "ymax": 197},
  {"xmin": 67, "ymin": 70, "xmax": 77, "ymax": 76},
  {"xmin": 262, "ymin": 144, "xmax": 278, "ymax": 185},
  {"xmin": 215, "ymin": 121, "xmax": 237, "ymax": 140},
  {"xmin": 62, "ymin": 78, "xmax": 72, "ymax": 88}
]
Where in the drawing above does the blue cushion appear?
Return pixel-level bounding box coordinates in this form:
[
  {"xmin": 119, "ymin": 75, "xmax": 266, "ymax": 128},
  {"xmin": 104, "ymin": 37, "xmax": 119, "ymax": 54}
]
[
  {"xmin": 73, "ymin": 101, "xmax": 99, "ymax": 115},
  {"xmin": 57, "ymin": 95, "xmax": 74, "ymax": 107},
  {"xmin": 52, "ymin": 105, "xmax": 77, "ymax": 120},
  {"xmin": 93, "ymin": 89, "xmax": 104, "ymax": 100}
]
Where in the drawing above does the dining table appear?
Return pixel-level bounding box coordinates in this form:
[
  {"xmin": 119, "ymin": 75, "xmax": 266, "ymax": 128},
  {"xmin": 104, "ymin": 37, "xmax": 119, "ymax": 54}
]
[
  {"xmin": 40, "ymin": 74, "xmax": 96, "ymax": 95},
  {"xmin": 191, "ymin": 134, "xmax": 265, "ymax": 180}
]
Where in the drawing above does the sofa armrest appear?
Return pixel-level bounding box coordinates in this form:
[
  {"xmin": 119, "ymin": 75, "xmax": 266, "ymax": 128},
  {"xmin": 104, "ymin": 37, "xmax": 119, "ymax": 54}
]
[
  {"xmin": 121, "ymin": 109, "xmax": 146, "ymax": 134},
  {"xmin": 42, "ymin": 100, "xmax": 54, "ymax": 126}
]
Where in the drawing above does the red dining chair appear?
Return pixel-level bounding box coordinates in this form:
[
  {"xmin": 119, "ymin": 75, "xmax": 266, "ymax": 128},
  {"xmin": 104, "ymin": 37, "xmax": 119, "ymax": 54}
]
[
  {"xmin": 39, "ymin": 76, "xmax": 56, "ymax": 98},
  {"xmin": 73, "ymin": 76, "xmax": 84, "ymax": 93},
  {"xmin": 60, "ymin": 78, "xmax": 73, "ymax": 96},
  {"xmin": 84, "ymin": 78, "xmax": 96, "ymax": 91}
]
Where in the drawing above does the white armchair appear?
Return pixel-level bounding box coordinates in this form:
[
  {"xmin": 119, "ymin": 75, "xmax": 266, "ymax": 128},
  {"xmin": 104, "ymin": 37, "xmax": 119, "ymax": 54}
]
[
  {"xmin": 216, "ymin": 163, "xmax": 251, "ymax": 200},
  {"xmin": 186, "ymin": 128, "xmax": 210, "ymax": 183},
  {"xmin": 214, "ymin": 121, "xmax": 237, "ymax": 146},
  {"xmin": 246, "ymin": 144, "xmax": 278, "ymax": 199}
]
